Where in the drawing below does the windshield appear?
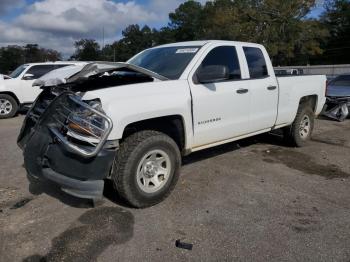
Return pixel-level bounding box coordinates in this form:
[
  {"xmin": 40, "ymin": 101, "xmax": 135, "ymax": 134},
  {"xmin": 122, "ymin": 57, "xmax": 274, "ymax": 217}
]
[
  {"xmin": 128, "ymin": 46, "xmax": 201, "ymax": 79},
  {"xmin": 9, "ymin": 64, "xmax": 29, "ymax": 78},
  {"xmin": 331, "ymin": 75, "xmax": 350, "ymax": 87}
]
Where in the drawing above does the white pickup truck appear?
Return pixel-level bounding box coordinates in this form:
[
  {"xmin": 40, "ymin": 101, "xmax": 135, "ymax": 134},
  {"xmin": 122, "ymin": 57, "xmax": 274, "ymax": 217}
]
[
  {"xmin": 18, "ymin": 40, "xmax": 326, "ymax": 208},
  {"xmin": 0, "ymin": 61, "xmax": 86, "ymax": 118}
]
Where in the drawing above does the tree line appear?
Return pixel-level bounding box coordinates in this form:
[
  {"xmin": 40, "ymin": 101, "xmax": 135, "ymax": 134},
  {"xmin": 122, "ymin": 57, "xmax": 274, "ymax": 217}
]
[
  {"xmin": 1, "ymin": 0, "xmax": 349, "ymax": 74},
  {"xmin": 0, "ymin": 44, "xmax": 61, "ymax": 74}
]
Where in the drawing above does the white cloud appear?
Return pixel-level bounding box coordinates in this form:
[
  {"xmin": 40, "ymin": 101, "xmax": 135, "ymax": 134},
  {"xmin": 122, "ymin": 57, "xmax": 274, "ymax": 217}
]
[
  {"xmin": 0, "ymin": 0, "xmax": 208, "ymax": 57},
  {"xmin": 17, "ymin": 0, "xmax": 158, "ymax": 36}
]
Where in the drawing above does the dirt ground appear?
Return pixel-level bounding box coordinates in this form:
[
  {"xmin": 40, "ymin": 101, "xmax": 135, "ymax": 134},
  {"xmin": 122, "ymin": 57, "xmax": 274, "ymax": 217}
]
[{"xmin": 0, "ymin": 115, "xmax": 349, "ymax": 262}]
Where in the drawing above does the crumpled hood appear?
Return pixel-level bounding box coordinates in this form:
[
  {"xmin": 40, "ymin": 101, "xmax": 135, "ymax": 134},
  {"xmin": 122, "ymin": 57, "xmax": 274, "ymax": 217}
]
[
  {"xmin": 66, "ymin": 62, "xmax": 168, "ymax": 83},
  {"xmin": 33, "ymin": 62, "xmax": 167, "ymax": 93},
  {"xmin": 81, "ymin": 79, "xmax": 164, "ymax": 106},
  {"xmin": 34, "ymin": 64, "xmax": 86, "ymax": 87}
]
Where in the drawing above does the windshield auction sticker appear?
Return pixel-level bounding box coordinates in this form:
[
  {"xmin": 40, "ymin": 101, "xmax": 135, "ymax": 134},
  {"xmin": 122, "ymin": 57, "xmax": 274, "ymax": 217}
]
[{"xmin": 176, "ymin": 48, "xmax": 199, "ymax": 54}]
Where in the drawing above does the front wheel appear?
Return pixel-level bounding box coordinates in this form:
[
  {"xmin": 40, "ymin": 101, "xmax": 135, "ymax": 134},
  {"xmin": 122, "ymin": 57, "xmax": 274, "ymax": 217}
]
[
  {"xmin": 283, "ymin": 105, "xmax": 314, "ymax": 147},
  {"xmin": 0, "ymin": 94, "xmax": 18, "ymax": 119},
  {"xmin": 112, "ymin": 130, "xmax": 181, "ymax": 208}
]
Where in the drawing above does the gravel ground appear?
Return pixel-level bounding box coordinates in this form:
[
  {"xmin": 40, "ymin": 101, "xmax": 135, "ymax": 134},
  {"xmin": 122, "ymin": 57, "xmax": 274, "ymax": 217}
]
[{"xmin": 0, "ymin": 115, "xmax": 349, "ymax": 262}]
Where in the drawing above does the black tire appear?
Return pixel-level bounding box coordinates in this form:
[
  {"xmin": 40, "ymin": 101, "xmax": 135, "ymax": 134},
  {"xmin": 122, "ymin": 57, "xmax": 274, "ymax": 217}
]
[
  {"xmin": 0, "ymin": 94, "xmax": 18, "ymax": 119},
  {"xmin": 283, "ymin": 104, "xmax": 314, "ymax": 147},
  {"xmin": 112, "ymin": 130, "xmax": 181, "ymax": 208}
]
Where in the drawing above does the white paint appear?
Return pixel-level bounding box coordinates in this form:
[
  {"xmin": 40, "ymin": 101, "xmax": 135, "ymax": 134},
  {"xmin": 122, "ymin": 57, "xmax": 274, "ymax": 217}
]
[{"xmin": 80, "ymin": 40, "xmax": 326, "ymax": 152}]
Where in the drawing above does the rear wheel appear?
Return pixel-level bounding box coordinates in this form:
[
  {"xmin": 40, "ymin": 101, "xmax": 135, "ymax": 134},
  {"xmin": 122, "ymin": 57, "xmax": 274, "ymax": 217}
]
[
  {"xmin": 112, "ymin": 130, "xmax": 181, "ymax": 208},
  {"xmin": 0, "ymin": 94, "xmax": 18, "ymax": 119},
  {"xmin": 283, "ymin": 104, "xmax": 314, "ymax": 147}
]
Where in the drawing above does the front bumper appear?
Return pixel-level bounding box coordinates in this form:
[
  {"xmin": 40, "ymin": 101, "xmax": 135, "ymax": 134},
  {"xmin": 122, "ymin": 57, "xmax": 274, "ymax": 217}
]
[
  {"xmin": 41, "ymin": 168, "xmax": 105, "ymax": 199},
  {"xmin": 24, "ymin": 131, "xmax": 116, "ymax": 199},
  {"xmin": 19, "ymin": 91, "xmax": 116, "ymax": 200}
]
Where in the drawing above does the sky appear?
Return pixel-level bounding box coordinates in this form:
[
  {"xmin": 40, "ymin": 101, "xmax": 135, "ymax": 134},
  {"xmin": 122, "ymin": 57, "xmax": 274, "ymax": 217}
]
[{"xmin": 0, "ymin": 0, "xmax": 325, "ymax": 58}]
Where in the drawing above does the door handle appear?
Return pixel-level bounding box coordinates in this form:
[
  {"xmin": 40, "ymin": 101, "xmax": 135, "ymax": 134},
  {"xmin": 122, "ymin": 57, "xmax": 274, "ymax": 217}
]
[
  {"xmin": 267, "ymin": 85, "xmax": 277, "ymax": 90},
  {"xmin": 236, "ymin": 88, "xmax": 249, "ymax": 94}
]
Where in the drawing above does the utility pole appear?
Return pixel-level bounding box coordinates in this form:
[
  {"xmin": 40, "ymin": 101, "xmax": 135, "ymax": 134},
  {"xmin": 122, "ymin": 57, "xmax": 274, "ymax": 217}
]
[
  {"xmin": 102, "ymin": 27, "xmax": 105, "ymax": 50},
  {"xmin": 102, "ymin": 27, "xmax": 105, "ymax": 60}
]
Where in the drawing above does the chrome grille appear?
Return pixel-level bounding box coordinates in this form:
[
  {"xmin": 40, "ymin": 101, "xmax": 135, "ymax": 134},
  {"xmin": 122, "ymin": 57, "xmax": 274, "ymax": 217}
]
[{"xmin": 49, "ymin": 94, "xmax": 113, "ymax": 158}]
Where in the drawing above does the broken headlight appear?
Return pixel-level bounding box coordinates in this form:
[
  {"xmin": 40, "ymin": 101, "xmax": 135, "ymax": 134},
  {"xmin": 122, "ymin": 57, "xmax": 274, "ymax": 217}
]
[{"xmin": 67, "ymin": 99, "xmax": 107, "ymax": 140}]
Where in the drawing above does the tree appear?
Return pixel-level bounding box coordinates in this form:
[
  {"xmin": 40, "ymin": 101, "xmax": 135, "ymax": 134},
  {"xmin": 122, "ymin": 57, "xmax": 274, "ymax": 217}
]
[
  {"xmin": 102, "ymin": 25, "xmax": 157, "ymax": 62},
  {"xmin": 23, "ymin": 44, "xmax": 42, "ymax": 63},
  {"xmin": 320, "ymin": 0, "xmax": 350, "ymax": 64},
  {"xmin": 153, "ymin": 27, "xmax": 176, "ymax": 45},
  {"xmin": 68, "ymin": 0, "xmax": 349, "ymax": 65},
  {"xmin": 247, "ymin": 0, "xmax": 329, "ymax": 65},
  {"xmin": 168, "ymin": 1, "xmax": 204, "ymax": 41},
  {"xmin": 0, "ymin": 45, "xmax": 62, "ymax": 74},
  {"xmin": 194, "ymin": 0, "xmax": 328, "ymax": 65},
  {"xmin": 0, "ymin": 46, "xmax": 25, "ymax": 74},
  {"xmin": 119, "ymin": 25, "xmax": 154, "ymax": 58},
  {"xmin": 71, "ymin": 39, "xmax": 101, "ymax": 61},
  {"xmin": 41, "ymin": 48, "xmax": 61, "ymax": 62},
  {"xmin": 201, "ymin": 0, "xmax": 251, "ymax": 40}
]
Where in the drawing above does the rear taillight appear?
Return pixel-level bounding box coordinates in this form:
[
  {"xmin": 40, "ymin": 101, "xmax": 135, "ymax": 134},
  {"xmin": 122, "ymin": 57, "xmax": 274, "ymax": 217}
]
[{"xmin": 325, "ymin": 80, "xmax": 329, "ymax": 96}]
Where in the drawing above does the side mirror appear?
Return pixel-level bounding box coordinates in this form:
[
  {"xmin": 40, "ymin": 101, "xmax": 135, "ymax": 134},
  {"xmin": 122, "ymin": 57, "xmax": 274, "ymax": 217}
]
[
  {"xmin": 22, "ymin": 73, "xmax": 34, "ymax": 80},
  {"xmin": 196, "ymin": 65, "xmax": 230, "ymax": 84}
]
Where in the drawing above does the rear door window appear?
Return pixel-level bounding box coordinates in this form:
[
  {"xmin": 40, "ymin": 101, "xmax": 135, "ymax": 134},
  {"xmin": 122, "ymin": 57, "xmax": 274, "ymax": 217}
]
[
  {"xmin": 243, "ymin": 47, "xmax": 268, "ymax": 78},
  {"xmin": 25, "ymin": 65, "xmax": 55, "ymax": 79}
]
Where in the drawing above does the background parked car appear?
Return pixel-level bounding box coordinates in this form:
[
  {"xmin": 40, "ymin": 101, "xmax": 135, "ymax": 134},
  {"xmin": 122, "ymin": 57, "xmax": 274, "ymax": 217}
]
[
  {"xmin": 323, "ymin": 74, "xmax": 350, "ymax": 121},
  {"xmin": 327, "ymin": 74, "xmax": 350, "ymax": 97},
  {"xmin": 0, "ymin": 61, "xmax": 86, "ymax": 119}
]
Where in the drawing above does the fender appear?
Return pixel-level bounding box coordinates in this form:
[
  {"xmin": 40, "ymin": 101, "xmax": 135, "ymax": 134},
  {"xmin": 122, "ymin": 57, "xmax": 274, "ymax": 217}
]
[{"xmin": 82, "ymin": 80, "xmax": 194, "ymax": 149}]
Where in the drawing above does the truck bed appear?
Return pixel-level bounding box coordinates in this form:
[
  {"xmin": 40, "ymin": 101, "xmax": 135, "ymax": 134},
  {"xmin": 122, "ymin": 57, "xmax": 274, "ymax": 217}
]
[{"xmin": 276, "ymin": 75, "xmax": 326, "ymax": 126}]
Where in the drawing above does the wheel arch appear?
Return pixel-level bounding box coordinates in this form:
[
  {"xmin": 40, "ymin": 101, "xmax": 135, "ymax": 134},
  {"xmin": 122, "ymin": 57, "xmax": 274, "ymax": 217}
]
[
  {"xmin": 121, "ymin": 115, "xmax": 186, "ymax": 155},
  {"xmin": 299, "ymin": 95, "xmax": 318, "ymax": 113},
  {"xmin": 0, "ymin": 91, "xmax": 20, "ymax": 106}
]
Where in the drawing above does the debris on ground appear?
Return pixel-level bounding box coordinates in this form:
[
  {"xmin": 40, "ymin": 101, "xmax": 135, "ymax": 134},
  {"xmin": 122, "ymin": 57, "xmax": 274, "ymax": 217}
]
[
  {"xmin": 175, "ymin": 239, "xmax": 193, "ymax": 250},
  {"xmin": 10, "ymin": 197, "xmax": 33, "ymax": 210}
]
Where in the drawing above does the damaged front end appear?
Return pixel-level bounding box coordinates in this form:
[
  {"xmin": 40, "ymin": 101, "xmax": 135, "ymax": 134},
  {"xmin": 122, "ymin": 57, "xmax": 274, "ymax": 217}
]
[
  {"xmin": 322, "ymin": 97, "xmax": 350, "ymax": 122},
  {"xmin": 18, "ymin": 62, "xmax": 166, "ymax": 200},
  {"xmin": 18, "ymin": 90, "xmax": 116, "ymax": 199}
]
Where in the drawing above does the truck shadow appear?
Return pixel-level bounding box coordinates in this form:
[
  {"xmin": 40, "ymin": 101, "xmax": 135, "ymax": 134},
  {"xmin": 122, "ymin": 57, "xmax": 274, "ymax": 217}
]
[
  {"xmin": 23, "ymin": 206, "xmax": 134, "ymax": 262},
  {"xmin": 103, "ymin": 180, "xmax": 134, "ymax": 208}
]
